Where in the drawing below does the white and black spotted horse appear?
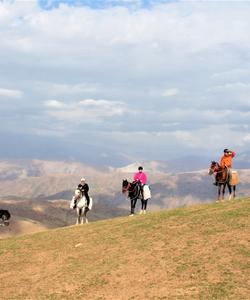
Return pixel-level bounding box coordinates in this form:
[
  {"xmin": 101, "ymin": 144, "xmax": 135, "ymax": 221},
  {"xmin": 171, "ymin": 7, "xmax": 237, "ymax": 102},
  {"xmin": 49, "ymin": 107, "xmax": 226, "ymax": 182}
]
[{"xmin": 70, "ymin": 189, "xmax": 93, "ymax": 225}]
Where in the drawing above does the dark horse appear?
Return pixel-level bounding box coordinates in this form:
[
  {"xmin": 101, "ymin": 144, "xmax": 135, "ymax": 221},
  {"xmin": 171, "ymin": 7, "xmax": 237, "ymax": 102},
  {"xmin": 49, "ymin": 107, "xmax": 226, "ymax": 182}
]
[
  {"xmin": 122, "ymin": 179, "xmax": 143, "ymax": 216},
  {"xmin": 208, "ymin": 161, "xmax": 236, "ymax": 201},
  {"xmin": 0, "ymin": 210, "xmax": 11, "ymax": 226}
]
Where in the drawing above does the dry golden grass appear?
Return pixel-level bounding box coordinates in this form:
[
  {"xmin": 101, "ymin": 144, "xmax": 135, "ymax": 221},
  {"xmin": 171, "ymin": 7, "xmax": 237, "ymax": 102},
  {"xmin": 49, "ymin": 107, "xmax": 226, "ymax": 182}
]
[{"xmin": 0, "ymin": 198, "xmax": 249, "ymax": 299}]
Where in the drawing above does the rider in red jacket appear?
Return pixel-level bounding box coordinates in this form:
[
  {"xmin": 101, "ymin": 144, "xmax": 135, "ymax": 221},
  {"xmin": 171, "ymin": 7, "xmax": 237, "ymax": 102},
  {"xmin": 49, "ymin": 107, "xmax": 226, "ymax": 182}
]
[
  {"xmin": 220, "ymin": 149, "xmax": 236, "ymax": 169},
  {"xmin": 133, "ymin": 166, "xmax": 147, "ymax": 185}
]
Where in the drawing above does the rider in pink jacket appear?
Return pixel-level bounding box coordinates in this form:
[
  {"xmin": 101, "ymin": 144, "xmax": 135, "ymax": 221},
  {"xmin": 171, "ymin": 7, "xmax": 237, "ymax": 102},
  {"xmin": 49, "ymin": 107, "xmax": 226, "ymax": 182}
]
[{"xmin": 134, "ymin": 166, "xmax": 147, "ymax": 185}]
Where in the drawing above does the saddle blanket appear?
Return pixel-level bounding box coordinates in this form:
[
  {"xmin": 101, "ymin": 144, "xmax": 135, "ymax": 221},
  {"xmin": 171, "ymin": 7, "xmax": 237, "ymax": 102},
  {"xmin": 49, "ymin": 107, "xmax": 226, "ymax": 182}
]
[
  {"xmin": 143, "ymin": 185, "xmax": 151, "ymax": 200},
  {"xmin": 230, "ymin": 170, "xmax": 239, "ymax": 186}
]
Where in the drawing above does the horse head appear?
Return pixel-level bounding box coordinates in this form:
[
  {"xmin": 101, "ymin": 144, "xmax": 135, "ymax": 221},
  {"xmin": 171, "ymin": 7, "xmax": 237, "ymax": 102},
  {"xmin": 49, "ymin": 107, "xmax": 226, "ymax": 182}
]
[
  {"xmin": 74, "ymin": 189, "xmax": 82, "ymax": 198},
  {"xmin": 122, "ymin": 179, "xmax": 130, "ymax": 193},
  {"xmin": 208, "ymin": 161, "xmax": 219, "ymax": 175},
  {"xmin": 70, "ymin": 189, "xmax": 86, "ymax": 210}
]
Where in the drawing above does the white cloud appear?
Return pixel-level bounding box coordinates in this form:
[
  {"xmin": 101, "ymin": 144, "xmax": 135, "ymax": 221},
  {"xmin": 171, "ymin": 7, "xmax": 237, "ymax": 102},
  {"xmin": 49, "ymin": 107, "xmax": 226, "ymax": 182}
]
[
  {"xmin": 78, "ymin": 99, "xmax": 127, "ymax": 115},
  {"xmin": 1, "ymin": 1, "xmax": 250, "ymax": 162},
  {"xmin": 209, "ymin": 82, "xmax": 250, "ymax": 92},
  {"xmin": 44, "ymin": 100, "xmax": 65, "ymax": 108},
  {"xmin": 161, "ymin": 88, "xmax": 179, "ymax": 97},
  {"xmin": 0, "ymin": 87, "xmax": 23, "ymax": 99},
  {"xmin": 45, "ymin": 98, "xmax": 128, "ymax": 122},
  {"xmin": 243, "ymin": 134, "xmax": 250, "ymax": 144}
]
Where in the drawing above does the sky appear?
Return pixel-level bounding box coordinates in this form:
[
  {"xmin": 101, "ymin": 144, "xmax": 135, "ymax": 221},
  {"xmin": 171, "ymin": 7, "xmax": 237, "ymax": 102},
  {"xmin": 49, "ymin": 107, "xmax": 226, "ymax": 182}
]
[{"xmin": 0, "ymin": 0, "xmax": 250, "ymax": 166}]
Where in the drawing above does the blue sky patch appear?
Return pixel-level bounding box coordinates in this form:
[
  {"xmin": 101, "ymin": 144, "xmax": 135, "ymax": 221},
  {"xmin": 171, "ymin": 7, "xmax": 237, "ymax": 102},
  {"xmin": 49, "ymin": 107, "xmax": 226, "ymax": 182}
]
[{"xmin": 38, "ymin": 0, "xmax": 175, "ymax": 10}]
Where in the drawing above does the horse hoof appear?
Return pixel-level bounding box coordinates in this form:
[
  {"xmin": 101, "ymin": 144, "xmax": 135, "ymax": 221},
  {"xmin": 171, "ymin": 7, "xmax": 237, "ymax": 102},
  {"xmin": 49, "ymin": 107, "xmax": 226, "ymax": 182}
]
[{"xmin": 129, "ymin": 214, "xmax": 134, "ymax": 217}]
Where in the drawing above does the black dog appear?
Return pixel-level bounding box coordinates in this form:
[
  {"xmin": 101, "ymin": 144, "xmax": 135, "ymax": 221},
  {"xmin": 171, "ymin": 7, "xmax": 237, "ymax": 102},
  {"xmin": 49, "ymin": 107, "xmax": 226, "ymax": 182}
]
[{"xmin": 0, "ymin": 210, "xmax": 11, "ymax": 226}]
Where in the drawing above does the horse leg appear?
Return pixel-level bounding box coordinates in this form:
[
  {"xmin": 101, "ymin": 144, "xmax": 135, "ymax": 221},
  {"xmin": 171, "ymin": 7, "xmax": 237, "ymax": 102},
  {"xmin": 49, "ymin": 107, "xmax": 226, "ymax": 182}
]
[
  {"xmin": 80, "ymin": 208, "xmax": 84, "ymax": 224},
  {"xmin": 222, "ymin": 184, "xmax": 226, "ymax": 201},
  {"xmin": 233, "ymin": 185, "xmax": 236, "ymax": 198},
  {"xmin": 217, "ymin": 185, "xmax": 221, "ymax": 201},
  {"xmin": 84, "ymin": 208, "xmax": 89, "ymax": 224},
  {"xmin": 140, "ymin": 199, "xmax": 144, "ymax": 214},
  {"xmin": 79, "ymin": 208, "xmax": 85, "ymax": 224},
  {"xmin": 130, "ymin": 199, "xmax": 137, "ymax": 215},
  {"xmin": 79, "ymin": 208, "xmax": 84, "ymax": 225},
  {"xmin": 141, "ymin": 199, "xmax": 147, "ymax": 214},
  {"xmin": 76, "ymin": 208, "xmax": 80, "ymax": 225},
  {"xmin": 145, "ymin": 199, "xmax": 148, "ymax": 214},
  {"xmin": 228, "ymin": 184, "xmax": 232, "ymax": 200}
]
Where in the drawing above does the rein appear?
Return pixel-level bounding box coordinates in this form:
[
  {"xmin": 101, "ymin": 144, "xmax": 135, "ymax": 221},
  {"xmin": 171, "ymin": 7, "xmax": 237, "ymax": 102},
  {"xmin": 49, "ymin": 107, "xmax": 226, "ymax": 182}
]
[
  {"xmin": 210, "ymin": 163, "xmax": 229, "ymax": 184},
  {"xmin": 122, "ymin": 182, "xmax": 131, "ymax": 193},
  {"xmin": 210, "ymin": 163, "xmax": 223, "ymax": 174},
  {"xmin": 123, "ymin": 181, "xmax": 141, "ymax": 201}
]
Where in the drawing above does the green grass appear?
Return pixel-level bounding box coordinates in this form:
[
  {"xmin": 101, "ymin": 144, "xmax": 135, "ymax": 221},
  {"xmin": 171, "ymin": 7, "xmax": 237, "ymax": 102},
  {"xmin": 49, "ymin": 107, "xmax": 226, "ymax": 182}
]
[{"xmin": 0, "ymin": 198, "xmax": 250, "ymax": 299}]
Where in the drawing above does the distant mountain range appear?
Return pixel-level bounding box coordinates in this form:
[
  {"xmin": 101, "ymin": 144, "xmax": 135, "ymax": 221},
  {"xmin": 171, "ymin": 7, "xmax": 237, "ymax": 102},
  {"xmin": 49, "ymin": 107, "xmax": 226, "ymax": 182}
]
[{"xmin": 1, "ymin": 159, "xmax": 250, "ymax": 237}]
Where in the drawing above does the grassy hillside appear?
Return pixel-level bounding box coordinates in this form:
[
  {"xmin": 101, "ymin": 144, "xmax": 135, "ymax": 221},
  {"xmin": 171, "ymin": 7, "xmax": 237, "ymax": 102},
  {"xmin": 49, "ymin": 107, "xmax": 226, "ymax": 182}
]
[{"xmin": 0, "ymin": 198, "xmax": 249, "ymax": 300}]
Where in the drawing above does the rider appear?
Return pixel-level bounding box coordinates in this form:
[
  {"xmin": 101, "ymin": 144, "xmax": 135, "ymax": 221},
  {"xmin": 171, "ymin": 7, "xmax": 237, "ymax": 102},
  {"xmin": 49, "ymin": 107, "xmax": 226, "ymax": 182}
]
[
  {"xmin": 134, "ymin": 166, "xmax": 147, "ymax": 199},
  {"xmin": 134, "ymin": 166, "xmax": 147, "ymax": 186},
  {"xmin": 220, "ymin": 149, "xmax": 236, "ymax": 169},
  {"xmin": 77, "ymin": 178, "xmax": 90, "ymax": 208},
  {"xmin": 214, "ymin": 149, "xmax": 236, "ymax": 185}
]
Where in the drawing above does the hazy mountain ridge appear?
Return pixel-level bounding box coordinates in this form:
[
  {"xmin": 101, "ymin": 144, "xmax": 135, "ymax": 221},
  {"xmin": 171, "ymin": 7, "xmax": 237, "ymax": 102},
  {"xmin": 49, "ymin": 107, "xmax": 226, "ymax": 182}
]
[
  {"xmin": 1, "ymin": 159, "xmax": 250, "ymax": 204},
  {"xmin": 1, "ymin": 159, "xmax": 250, "ymax": 237}
]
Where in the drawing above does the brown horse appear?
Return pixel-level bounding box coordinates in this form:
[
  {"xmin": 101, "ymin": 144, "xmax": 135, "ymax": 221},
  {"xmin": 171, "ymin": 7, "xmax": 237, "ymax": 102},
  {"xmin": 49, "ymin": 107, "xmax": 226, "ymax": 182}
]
[{"xmin": 208, "ymin": 161, "xmax": 236, "ymax": 201}]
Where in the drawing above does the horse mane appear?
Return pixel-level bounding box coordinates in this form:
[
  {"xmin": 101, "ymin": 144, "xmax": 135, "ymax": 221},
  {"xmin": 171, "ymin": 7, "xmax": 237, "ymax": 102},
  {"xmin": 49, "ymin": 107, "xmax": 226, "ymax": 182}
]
[{"xmin": 211, "ymin": 161, "xmax": 222, "ymax": 168}]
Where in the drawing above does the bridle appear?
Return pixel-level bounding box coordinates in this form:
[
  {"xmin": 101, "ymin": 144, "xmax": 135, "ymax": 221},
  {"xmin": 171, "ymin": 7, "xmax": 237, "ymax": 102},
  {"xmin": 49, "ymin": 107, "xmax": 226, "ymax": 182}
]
[
  {"xmin": 209, "ymin": 162, "xmax": 221, "ymax": 174},
  {"xmin": 122, "ymin": 181, "xmax": 141, "ymax": 200},
  {"xmin": 209, "ymin": 162, "xmax": 229, "ymax": 185},
  {"xmin": 74, "ymin": 189, "xmax": 82, "ymax": 200},
  {"xmin": 122, "ymin": 182, "xmax": 131, "ymax": 193}
]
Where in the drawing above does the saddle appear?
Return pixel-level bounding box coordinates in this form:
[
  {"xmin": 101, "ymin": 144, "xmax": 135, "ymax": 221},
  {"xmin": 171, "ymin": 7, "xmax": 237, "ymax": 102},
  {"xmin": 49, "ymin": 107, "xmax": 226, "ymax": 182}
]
[{"xmin": 230, "ymin": 170, "xmax": 239, "ymax": 186}]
